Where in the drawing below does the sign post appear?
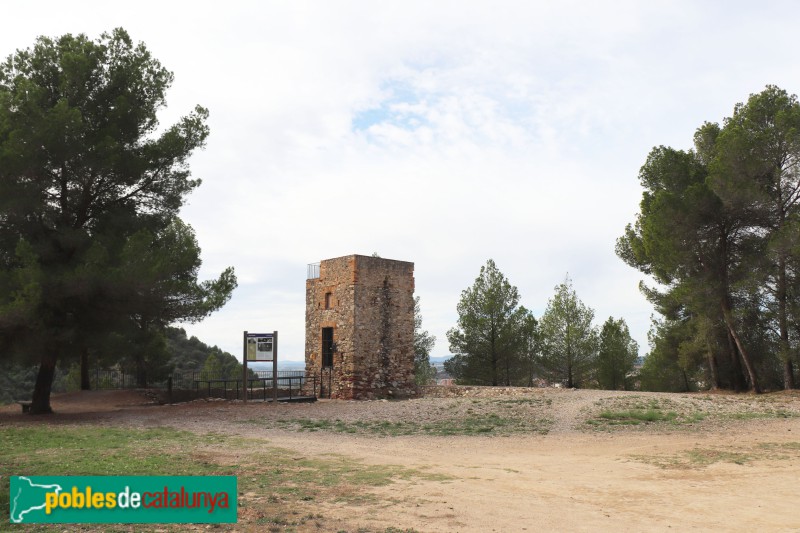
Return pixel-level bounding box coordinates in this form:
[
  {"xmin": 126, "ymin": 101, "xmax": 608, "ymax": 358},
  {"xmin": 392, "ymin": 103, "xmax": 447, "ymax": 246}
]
[
  {"xmin": 242, "ymin": 331, "xmax": 278, "ymax": 403},
  {"xmin": 242, "ymin": 331, "xmax": 248, "ymax": 403},
  {"xmin": 272, "ymin": 331, "xmax": 278, "ymax": 402}
]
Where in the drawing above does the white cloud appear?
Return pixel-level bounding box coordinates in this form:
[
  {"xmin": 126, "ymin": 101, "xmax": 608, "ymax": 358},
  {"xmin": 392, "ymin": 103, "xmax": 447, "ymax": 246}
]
[{"xmin": 4, "ymin": 1, "xmax": 800, "ymax": 361}]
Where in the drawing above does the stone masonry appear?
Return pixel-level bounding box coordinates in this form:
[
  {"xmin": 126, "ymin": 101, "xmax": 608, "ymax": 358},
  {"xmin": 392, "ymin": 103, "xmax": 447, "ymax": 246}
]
[{"xmin": 304, "ymin": 255, "xmax": 415, "ymax": 400}]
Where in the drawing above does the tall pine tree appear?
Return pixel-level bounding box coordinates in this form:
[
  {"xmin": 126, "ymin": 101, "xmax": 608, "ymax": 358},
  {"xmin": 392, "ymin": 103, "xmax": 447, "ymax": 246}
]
[
  {"xmin": 445, "ymin": 260, "xmax": 528, "ymax": 386},
  {"xmin": 0, "ymin": 29, "xmax": 235, "ymax": 412}
]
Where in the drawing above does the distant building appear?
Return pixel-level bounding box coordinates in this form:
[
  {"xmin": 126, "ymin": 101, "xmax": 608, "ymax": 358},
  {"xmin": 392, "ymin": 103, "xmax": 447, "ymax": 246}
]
[{"xmin": 304, "ymin": 255, "xmax": 415, "ymax": 399}]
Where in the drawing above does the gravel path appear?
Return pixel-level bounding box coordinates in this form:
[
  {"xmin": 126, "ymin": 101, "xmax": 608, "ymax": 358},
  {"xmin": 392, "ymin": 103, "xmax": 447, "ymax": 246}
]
[{"xmin": 4, "ymin": 387, "xmax": 800, "ymax": 532}]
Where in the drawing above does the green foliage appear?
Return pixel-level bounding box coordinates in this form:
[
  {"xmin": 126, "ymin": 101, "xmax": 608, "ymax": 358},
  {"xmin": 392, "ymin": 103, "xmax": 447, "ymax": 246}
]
[
  {"xmin": 597, "ymin": 317, "xmax": 639, "ymax": 390},
  {"xmin": 198, "ymin": 351, "xmax": 245, "ymax": 380},
  {"xmin": 617, "ymin": 85, "xmax": 800, "ymax": 392},
  {"xmin": 96, "ymin": 327, "xmax": 173, "ymax": 387},
  {"xmin": 62, "ymin": 363, "xmax": 82, "ymax": 392},
  {"xmin": 518, "ymin": 312, "xmax": 541, "ymax": 387},
  {"xmin": 413, "ymin": 296, "xmax": 437, "ymax": 385},
  {"xmin": 199, "ymin": 353, "xmax": 224, "ymax": 380},
  {"xmin": 0, "ymin": 328, "xmax": 243, "ymax": 404},
  {"xmin": 615, "ymin": 142, "xmax": 733, "ymax": 316},
  {"xmin": 538, "ymin": 276, "xmax": 598, "ymax": 388},
  {"xmin": 711, "ymin": 86, "xmax": 800, "ymax": 389},
  {"xmin": 165, "ymin": 327, "xmax": 214, "ymax": 371},
  {"xmin": 166, "ymin": 327, "xmax": 244, "ymax": 377},
  {"xmin": 116, "ymin": 220, "xmax": 238, "ymax": 327},
  {"xmin": 639, "ymin": 319, "xmax": 697, "ymax": 392},
  {"xmin": 445, "ymin": 260, "xmax": 531, "ymax": 386},
  {"xmin": 0, "ymin": 363, "xmax": 40, "ymax": 404},
  {"xmin": 0, "ymin": 29, "xmax": 235, "ymax": 411}
]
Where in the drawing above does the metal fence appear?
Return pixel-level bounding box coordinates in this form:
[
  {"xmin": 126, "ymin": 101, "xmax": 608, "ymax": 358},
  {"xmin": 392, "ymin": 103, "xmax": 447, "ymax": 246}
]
[
  {"xmin": 191, "ymin": 370, "xmax": 308, "ymax": 400},
  {"xmin": 88, "ymin": 369, "xmax": 310, "ymax": 400},
  {"xmin": 307, "ymin": 262, "xmax": 320, "ymax": 279},
  {"xmin": 89, "ymin": 369, "xmax": 143, "ymax": 390},
  {"xmin": 305, "ymin": 370, "xmax": 333, "ymax": 399}
]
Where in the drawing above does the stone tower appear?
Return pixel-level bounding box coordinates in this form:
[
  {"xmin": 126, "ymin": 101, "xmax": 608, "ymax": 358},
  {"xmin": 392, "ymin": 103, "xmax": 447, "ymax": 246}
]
[{"xmin": 305, "ymin": 254, "xmax": 415, "ymax": 399}]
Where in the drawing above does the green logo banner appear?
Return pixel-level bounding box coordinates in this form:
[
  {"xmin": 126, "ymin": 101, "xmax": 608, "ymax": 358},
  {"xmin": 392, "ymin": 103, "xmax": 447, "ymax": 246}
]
[{"xmin": 9, "ymin": 476, "xmax": 237, "ymax": 524}]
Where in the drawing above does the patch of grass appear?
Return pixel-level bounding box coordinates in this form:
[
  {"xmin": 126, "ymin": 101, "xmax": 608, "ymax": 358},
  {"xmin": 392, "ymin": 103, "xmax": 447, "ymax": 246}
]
[
  {"xmin": 0, "ymin": 425, "xmax": 448, "ymax": 530},
  {"xmin": 261, "ymin": 414, "xmax": 550, "ymax": 436},
  {"xmin": 686, "ymin": 448, "xmax": 752, "ymax": 466},
  {"xmin": 723, "ymin": 409, "xmax": 799, "ymax": 420},
  {"xmin": 587, "ymin": 397, "xmax": 706, "ymax": 428},
  {"xmin": 685, "ymin": 412, "xmax": 706, "ymax": 423},
  {"xmin": 631, "ymin": 447, "xmax": 752, "ymax": 469},
  {"xmin": 751, "ymin": 441, "xmax": 800, "ymax": 462},
  {"xmin": 761, "ymin": 441, "xmax": 800, "ymax": 450},
  {"xmin": 590, "ymin": 408, "xmax": 678, "ymax": 425},
  {"xmin": 496, "ymin": 397, "xmax": 552, "ymax": 406},
  {"xmin": 632, "ymin": 441, "xmax": 800, "ymax": 469},
  {"xmin": 423, "ymin": 414, "xmax": 513, "ymax": 435},
  {"xmin": 290, "ymin": 418, "xmax": 339, "ymax": 431},
  {"xmin": 0, "ymin": 426, "xmax": 220, "ymax": 476}
]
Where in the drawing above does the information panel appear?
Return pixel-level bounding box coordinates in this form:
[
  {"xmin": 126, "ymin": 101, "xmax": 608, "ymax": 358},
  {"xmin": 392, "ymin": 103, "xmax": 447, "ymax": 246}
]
[{"xmin": 245, "ymin": 333, "xmax": 274, "ymax": 361}]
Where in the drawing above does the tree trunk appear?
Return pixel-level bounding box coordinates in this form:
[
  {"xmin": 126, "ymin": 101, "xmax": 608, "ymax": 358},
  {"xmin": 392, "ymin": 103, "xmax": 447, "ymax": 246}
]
[
  {"xmin": 611, "ymin": 347, "xmax": 618, "ymax": 391},
  {"xmin": 784, "ymin": 360, "xmax": 795, "ymax": 390},
  {"xmin": 778, "ymin": 260, "xmax": 795, "ymax": 389},
  {"xmin": 527, "ymin": 354, "xmax": 535, "ymax": 387},
  {"xmin": 726, "ymin": 330, "xmax": 747, "ymax": 391},
  {"xmin": 718, "ymin": 226, "xmax": 747, "ymax": 391},
  {"xmin": 30, "ymin": 351, "xmax": 57, "ymax": 414},
  {"xmin": 490, "ymin": 326, "xmax": 498, "ymax": 387},
  {"xmin": 682, "ymin": 370, "xmax": 690, "ymax": 392},
  {"xmin": 721, "ymin": 303, "xmax": 760, "ymax": 393},
  {"xmin": 706, "ymin": 347, "xmax": 720, "ymax": 390},
  {"xmin": 504, "ymin": 347, "xmax": 511, "ymax": 386},
  {"xmin": 80, "ymin": 348, "xmax": 90, "ymax": 390}
]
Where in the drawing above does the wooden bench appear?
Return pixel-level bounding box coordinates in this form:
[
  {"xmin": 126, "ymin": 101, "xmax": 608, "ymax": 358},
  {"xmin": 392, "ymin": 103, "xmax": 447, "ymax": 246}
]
[{"xmin": 17, "ymin": 401, "xmax": 32, "ymax": 413}]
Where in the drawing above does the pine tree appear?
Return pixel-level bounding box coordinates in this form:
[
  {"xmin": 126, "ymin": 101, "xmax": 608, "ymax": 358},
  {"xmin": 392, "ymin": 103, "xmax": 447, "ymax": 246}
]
[
  {"xmin": 445, "ymin": 260, "xmax": 528, "ymax": 385},
  {"xmin": 538, "ymin": 276, "xmax": 598, "ymax": 388}
]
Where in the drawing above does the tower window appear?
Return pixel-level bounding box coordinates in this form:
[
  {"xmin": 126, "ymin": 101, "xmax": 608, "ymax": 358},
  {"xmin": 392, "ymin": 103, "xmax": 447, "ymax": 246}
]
[{"xmin": 324, "ymin": 292, "xmax": 332, "ymax": 309}]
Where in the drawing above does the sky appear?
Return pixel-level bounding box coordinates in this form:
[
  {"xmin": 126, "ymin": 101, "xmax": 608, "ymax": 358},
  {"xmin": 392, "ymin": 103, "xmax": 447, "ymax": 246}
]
[{"xmin": 4, "ymin": 1, "xmax": 800, "ymax": 362}]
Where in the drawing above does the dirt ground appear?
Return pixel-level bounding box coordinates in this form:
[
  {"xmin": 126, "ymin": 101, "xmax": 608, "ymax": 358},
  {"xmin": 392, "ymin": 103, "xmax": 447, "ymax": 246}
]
[{"xmin": 3, "ymin": 387, "xmax": 800, "ymax": 532}]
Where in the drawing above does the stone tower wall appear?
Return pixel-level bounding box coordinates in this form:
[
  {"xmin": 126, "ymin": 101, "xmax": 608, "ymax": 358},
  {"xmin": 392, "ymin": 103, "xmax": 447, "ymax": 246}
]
[
  {"xmin": 304, "ymin": 254, "xmax": 415, "ymax": 400},
  {"xmin": 351, "ymin": 256, "xmax": 415, "ymax": 399},
  {"xmin": 304, "ymin": 256, "xmax": 355, "ymax": 399}
]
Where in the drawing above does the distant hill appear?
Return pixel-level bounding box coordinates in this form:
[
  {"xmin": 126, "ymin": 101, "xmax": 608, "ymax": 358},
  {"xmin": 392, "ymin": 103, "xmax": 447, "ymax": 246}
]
[
  {"xmin": 166, "ymin": 329, "xmax": 308, "ymax": 372},
  {"xmin": 166, "ymin": 327, "xmax": 242, "ymax": 375},
  {"xmin": 430, "ymin": 356, "xmax": 453, "ymax": 364}
]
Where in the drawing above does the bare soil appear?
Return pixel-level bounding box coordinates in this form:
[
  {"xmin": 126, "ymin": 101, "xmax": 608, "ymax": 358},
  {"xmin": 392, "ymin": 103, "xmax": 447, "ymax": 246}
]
[{"xmin": 3, "ymin": 387, "xmax": 800, "ymax": 532}]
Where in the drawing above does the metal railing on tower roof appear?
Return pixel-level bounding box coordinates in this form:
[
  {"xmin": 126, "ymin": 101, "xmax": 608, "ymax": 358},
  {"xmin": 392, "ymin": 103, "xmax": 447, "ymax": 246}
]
[{"xmin": 307, "ymin": 263, "xmax": 320, "ymax": 280}]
